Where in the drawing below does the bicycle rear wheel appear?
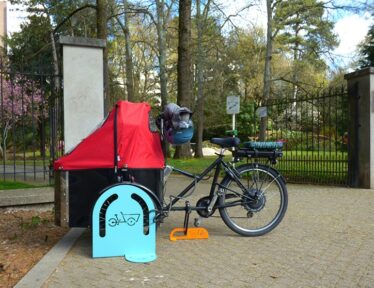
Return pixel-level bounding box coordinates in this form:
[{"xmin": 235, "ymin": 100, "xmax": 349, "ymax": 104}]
[{"xmin": 219, "ymin": 163, "xmax": 288, "ymax": 236}]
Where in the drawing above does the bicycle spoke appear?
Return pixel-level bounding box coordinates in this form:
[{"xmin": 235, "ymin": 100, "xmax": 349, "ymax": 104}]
[
  {"xmin": 261, "ymin": 177, "xmax": 276, "ymax": 193},
  {"xmin": 219, "ymin": 164, "xmax": 287, "ymax": 236}
]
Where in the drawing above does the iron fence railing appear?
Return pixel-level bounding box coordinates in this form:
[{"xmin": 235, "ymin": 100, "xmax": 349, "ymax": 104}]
[
  {"xmin": 0, "ymin": 68, "xmax": 63, "ymax": 184},
  {"xmin": 252, "ymin": 86, "xmax": 348, "ymax": 185},
  {"xmin": 0, "ymin": 67, "xmax": 349, "ymax": 187}
]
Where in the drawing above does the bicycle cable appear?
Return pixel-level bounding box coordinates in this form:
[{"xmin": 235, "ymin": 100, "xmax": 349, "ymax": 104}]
[{"xmin": 166, "ymin": 176, "xmax": 199, "ymax": 214}]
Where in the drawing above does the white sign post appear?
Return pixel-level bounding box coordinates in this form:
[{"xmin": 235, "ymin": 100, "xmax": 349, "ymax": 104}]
[{"xmin": 226, "ymin": 96, "xmax": 240, "ymax": 134}]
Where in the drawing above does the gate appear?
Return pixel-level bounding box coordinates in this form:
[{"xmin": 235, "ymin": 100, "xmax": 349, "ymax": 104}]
[
  {"xmin": 0, "ymin": 68, "xmax": 63, "ymax": 184},
  {"xmin": 253, "ymin": 87, "xmax": 348, "ymax": 185}
]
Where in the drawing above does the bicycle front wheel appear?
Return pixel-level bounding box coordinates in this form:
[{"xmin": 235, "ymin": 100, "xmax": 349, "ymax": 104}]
[{"xmin": 219, "ymin": 164, "xmax": 288, "ymax": 236}]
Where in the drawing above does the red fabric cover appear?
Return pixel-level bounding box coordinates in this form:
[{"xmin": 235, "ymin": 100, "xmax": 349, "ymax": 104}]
[{"xmin": 54, "ymin": 101, "xmax": 164, "ymax": 170}]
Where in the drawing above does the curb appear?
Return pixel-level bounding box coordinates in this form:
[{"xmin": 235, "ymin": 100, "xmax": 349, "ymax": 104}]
[
  {"xmin": 15, "ymin": 228, "xmax": 86, "ymax": 288},
  {"xmin": 0, "ymin": 187, "xmax": 54, "ymax": 207}
]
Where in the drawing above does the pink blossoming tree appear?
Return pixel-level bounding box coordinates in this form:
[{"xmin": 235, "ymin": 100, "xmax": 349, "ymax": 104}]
[{"xmin": 0, "ymin": 76, "xmax": 45, "ymax": 159}]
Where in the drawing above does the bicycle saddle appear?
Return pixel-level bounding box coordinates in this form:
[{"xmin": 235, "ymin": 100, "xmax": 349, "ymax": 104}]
[{"xmin": 210, "ymin": 137, "xmax": 240, "ymax": 148}]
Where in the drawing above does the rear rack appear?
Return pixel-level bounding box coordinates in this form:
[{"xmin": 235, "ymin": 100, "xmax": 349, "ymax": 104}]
[
  {"xmin": 233, "ymin": 142, "xmax": 283, "ymax": 164},
  {"xmin": 234, "ymin": 148, "xmax": 283, "ymax": 158}
]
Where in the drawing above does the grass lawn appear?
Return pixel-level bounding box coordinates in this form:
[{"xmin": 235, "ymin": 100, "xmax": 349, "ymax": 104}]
[
  {"xmin": 167, "ymin": 150, "xmax": 348, "ymax": 185},
  {"xmin": 2, "ymin": 149, "xmax": 348, "ymax": 185},
  {"xmin": 282, "ymin": 150, "xmax": 347, "ymax": 159},
  {"xmin": 0, "ymin": 181, "xmax": 38, "ymax": 190},
  {"xmin": 2, "ymin": 160, "xmax": 49, "ymax": 167},
  {"xmin": 167, "ymin": 156, "xmax": 230, "ymax": 174},
  {"xmin": 1, "ymin": 151, "xmax": 53, "ymax": 166}
]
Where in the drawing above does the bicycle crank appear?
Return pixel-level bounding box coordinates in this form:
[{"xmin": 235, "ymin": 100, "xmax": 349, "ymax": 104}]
[{"xmin": 196, "ymin": 196, "xmax": 216, "ymax": 218}]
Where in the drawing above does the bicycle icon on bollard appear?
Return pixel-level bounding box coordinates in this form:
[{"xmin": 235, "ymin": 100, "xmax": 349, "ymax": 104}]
[{"xmin": 108, "ymin": 212, "xmax": 141, "ymax": 227}]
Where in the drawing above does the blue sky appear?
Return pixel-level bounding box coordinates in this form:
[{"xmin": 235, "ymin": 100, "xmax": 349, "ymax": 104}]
[
  {"xmin": 216, "ymin": 0, "xmax": 373, "ymax": 69},
  {"xmin": 7, "ymin": 0, "xmax": 373, "ymax": 69}
]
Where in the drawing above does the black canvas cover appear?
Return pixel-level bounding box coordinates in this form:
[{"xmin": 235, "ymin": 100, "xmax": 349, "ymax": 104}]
[{"xmin": 68, "ymin": 169, "xmax": 163, "ymax": 227}]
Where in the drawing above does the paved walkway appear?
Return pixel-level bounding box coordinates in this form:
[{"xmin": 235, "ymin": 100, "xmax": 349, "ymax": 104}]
[{"xmin": 20, "ymin": 178, "xmax": 374, "ymax": 287}]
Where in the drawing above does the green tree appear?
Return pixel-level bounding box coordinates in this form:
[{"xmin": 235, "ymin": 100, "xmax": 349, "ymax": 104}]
[
  {"xmin": 226, "ymin": 29, "xmax": 266, "ymax": 103},
  {"xmin": 5, "ymin": 15, "xmax": 53, "ymax": 73},
  {"xmin": 360, "ymin": 24, "xmax": 374, "ymax": 67},
  {"xmin": 259, "ymin": 0, "xmax": 338, "ymax": 140},
  {"xmin": 274, "ymin": 0, "xmax": 338, "ymax": 93}
]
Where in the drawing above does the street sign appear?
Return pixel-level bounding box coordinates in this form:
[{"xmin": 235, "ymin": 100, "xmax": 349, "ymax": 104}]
[
  {"xmin": 226, "ymin": 96, "xmax": 240, "ymax": 114},
  {"xmin": 256, "ymin": 107, "xmax": 267, "ymax": 118}
]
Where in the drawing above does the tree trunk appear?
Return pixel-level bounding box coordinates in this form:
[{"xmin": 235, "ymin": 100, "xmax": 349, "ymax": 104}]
[
  {"xmin": 50, "ymin": 33, "xmax": 60, "ymax": 93},
  {"xmin": 194, "ymin": 0, "xmax": 204, "ymax": 158},
  {"xmin": 156, "ymin": 0, "xmax": 168, "ymax": 109},
  {"xmin": 50, "ymin": 31, "xmax": 60, "ymax": 160},
  {"xmin": 259, "ymin": 0, "xmax": 273, "ymax": 141},
  {"xmin": 39, "ymin": 121, "xmax": 46, "ymax": 158},
  {"xmin": 133, "ymin": 71, "xmax": 140, "ymax": 101},
  {"xmin": 292, "ymin": 19, "xmax": 300, "ymax": 112},
  {"xmin": 123, "ymin": 0, "xmax": 136, "ymax": 102},
  {"xmin": 174, "ymin": 0, "xmax": 193, "ymax": 159},
  {"xmin": 156, "ymin": 0, "xmax": 170, "ymax": 157},
  {"xmin": 1, "ymin": 122, "xmax": 10, "ymax": 161},
  {"xmin": 97, "ymin": 0, "xmax": 110, "ymax": 112}
]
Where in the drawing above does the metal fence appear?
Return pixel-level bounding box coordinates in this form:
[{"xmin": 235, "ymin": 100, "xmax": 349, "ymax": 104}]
[
  {"xmin": 253, "ymin": 86, "xmax": 348, "ymax": 185},
  {"xmin": 0, "ymin": 68, "xmax": 63, "ymax": 184},
  {"xmin": 0, "ymin": 67, "xmax": 349, "ymax": 186}
]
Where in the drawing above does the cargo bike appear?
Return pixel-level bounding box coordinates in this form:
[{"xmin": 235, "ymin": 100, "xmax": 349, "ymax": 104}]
[{"xmin": 54, "ymin": 101, "xmax": 287, "ymax": 260}]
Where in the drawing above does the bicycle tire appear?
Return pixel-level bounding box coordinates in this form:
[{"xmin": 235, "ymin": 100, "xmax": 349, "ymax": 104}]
[{"xmin": 219, "ymin": 163, "xmax": 288, "ymax": 236}]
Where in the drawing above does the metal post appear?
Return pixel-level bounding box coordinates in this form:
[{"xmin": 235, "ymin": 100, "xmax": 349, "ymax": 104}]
[{"xmin": 232, "ymin": 114, "xmax": 236, "ymax": 133}]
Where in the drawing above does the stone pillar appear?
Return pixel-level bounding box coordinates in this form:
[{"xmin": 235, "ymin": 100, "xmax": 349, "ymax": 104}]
[
  {"xmin": 345, "ymin": 67, "xmax": 374, "ymax": 188},
  {"xmin": 55, "ymin": 37, "xmax": 106, "ymax": 226},
  {"xmin": 59, "ymin": 36, "xmax": 106, "ymax": 152}
]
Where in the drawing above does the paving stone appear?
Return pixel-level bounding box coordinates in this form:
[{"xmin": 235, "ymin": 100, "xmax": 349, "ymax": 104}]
[{"xmin": 33, "ymin": 178, "xmax": 374, "ymax": 288}]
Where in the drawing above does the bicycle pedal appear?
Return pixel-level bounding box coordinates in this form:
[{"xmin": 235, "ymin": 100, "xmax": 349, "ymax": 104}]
[
  {"xmin": 194, "ymin": 217, "xmax": 202, "ymax": 227},
  {"xmin": 169, "ymin": 227, "xmax": 209, "ymax": 241}
]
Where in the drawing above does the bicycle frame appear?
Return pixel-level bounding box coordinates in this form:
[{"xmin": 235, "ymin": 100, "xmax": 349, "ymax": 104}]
[
  {"xmin": 156, "ymin": 143, "xmax": 287, "ymax": 237},
  {"xmin": 163, "ymin": 152, "xmax": 254, "ymax": 214}
]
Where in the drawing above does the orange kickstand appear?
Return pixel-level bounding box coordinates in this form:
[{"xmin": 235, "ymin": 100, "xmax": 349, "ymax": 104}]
[{"xmin": 169, "ymin": 201, "xmax": 209, "ymax": 241}]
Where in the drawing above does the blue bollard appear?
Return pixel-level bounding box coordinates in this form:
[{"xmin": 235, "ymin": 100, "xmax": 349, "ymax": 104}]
[{"xmin": 92, "ymin": 183, "xmax": 157, "ymax": 263}]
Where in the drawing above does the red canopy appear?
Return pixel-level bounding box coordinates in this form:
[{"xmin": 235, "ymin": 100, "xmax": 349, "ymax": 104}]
[{"xmin": 54, "ymin": 101, "xmax": 164, "ymax": 170}]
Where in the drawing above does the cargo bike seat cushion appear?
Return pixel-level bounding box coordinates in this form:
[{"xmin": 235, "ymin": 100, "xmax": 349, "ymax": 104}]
[{"xmin": 243, "ymin": 141, "xmax": 283, "ymax": 150}]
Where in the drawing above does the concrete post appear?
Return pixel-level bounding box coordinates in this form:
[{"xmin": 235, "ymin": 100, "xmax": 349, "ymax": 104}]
[
  {"xmin": 54, "ymin": 170, "xmax": 69, "ymax": 227},
  {"xmin": 55, "ymin": 37, "xmax": 106, "ymax": 226},
  {"xmin": 345, "ymin": 67, "xmax": 374, "ymax": 189},
  {"xmin": 59, "ymin": 36, "xmax": 106, "ymax": 152}
]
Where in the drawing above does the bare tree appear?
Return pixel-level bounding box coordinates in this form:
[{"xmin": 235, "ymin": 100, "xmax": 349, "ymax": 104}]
[
  {"xmin": 115, "ymin": 0, "xmax": 136, "ymax": 101},
  {"xmin": 97, "ymin": 0, "xmax": 110, "ymax": 112},
  {"xmin": 194, "ymin": 0, "xmax": 211, "ymax": 158},
  {"xmin": 174, "ymin": 0, "xmax": 193, "ymax": 159},
  {"xmin": 155, "ymin": 0, "xmax": 168, "ymax": 109},
  {"xmin": 123, "ymin": 0, "xmax": 136, "ymax": 101},
  {"xmin": 259, "ymin": 0, "xmax": 273, "ymax": 141}
]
